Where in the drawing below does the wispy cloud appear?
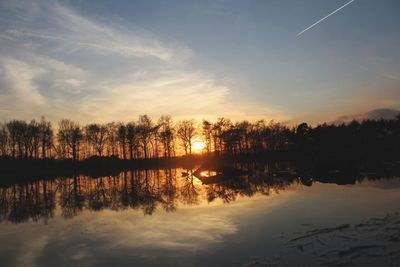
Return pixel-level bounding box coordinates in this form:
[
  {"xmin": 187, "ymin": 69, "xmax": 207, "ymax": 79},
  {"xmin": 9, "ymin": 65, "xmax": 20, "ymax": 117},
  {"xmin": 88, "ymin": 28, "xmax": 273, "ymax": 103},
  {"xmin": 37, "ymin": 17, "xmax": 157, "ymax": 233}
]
[
  {"xmin": 0, "ymin": 56, "xmax": 45, "ymax": 107},
  {"xmin": 78, "ymin": 70, "xmax": 231, "ymax": 122},
  {"xmin": 0, "ymin": 0, "xmax": 287, "ymax": 123},
  {"xmin": 1, "ymin": 0, "xmax": 185, "ymax": 61}
]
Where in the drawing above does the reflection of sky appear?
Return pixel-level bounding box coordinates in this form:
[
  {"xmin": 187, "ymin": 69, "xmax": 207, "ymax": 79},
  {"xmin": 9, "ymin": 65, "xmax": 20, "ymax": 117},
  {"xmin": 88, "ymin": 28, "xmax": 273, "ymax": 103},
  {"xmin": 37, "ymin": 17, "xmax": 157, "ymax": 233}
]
[
  {"xmin": 0, "ymin": 193, "xmax": 293, "ymax": 267},
  {"xmin": 0, "ymin": 0, "xmax": 399, "ymax": 124},
  {"xmin": 0, "ymin": 180, "xmax": 399, "ymax": 267}
]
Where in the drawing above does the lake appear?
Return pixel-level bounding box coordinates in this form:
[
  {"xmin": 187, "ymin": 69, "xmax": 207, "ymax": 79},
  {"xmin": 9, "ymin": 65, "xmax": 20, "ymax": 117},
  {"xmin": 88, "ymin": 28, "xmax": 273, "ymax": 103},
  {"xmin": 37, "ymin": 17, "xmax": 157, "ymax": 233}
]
[{"xmin": 0, "ymin": 162, "xmax": 399, "ymax": 266}]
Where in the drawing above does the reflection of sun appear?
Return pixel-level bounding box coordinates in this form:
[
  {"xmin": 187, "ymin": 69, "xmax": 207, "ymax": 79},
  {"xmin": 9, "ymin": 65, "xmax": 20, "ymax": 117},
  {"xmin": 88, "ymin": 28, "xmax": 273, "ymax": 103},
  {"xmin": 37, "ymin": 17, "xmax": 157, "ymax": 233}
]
[{"xmin": 192, "ymin": 139, "xmax": 206, "ymax": 153}]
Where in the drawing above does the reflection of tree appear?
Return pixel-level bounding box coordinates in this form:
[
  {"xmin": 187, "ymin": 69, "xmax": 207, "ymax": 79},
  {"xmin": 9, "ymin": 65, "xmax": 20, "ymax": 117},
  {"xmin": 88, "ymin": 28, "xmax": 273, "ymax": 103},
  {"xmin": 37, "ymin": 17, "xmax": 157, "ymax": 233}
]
[
  {"xmin": 160, "ymin": 169, "xmax": 177, "ymax": 212},
  {"xmin": 0, "ymin": 180, "xmax": 56, "ymax": 223},
  {"xmin": 0, "ymin": 164, "xmax": 299, "ymax": 223},
  {"xmin": 0, "ymin": 188, "xmax": 8, "ymax": 222},
  {"xmin": 138, "ymin": 169, "xmax": 159, "ymax": 215},
  {"xmin": 87, "ymin": 177, "xmax": 112, "ymax": 211},
  {"xmin": 201, "ymin": 162, "xmax": 298, "ymax": 204},
  {"xmin": 180, "ymin": 170, "xmax": 200, "ymax": 205},
  {"xmin": 40, "ymin": 178, "xmax": 56, "ymax": 223},
  {"xmin": 109, "ymin": 175, "xmax": 122, "ymax": 211},
  {"xmin": 206, "ymin": 184, "xmax": 237, "ymax": 204},
  {"xmin": 59, "ymin": 175, "xmax": 85, "ymax": 219},
  {"xmin": 120, "ymin": 171, "xmax": 130, "ymax": 208},
  {"xmin": 1, "ymin": 161, "xmax": 391, "ymax": 223}
]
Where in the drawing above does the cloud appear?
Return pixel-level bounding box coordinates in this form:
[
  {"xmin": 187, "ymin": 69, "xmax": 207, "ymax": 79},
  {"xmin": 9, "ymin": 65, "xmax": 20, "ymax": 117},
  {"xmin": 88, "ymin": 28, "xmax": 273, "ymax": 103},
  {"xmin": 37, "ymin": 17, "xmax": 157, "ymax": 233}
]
[
  {"xmin": 76, "ymin": 70, "xmax": 288, "ymax": 123},
  {"xmin": 79, "ymin": 70, "xmax": 230, "ymax": 121},
  {"xmin": 0, "ymin": 53, "xmax": 91, "ymax": 121},
  {"xmin": 0, "ymin": 56, "xmax": 46, "ymax": 107},
  {"xmin": 0, "ymin": 0, "xmax": 287, "ymax": 124},
  {"xmin": 1, "ymin": 0, "xmax": 186, "ymax": 62},
  {"xmin": 333, "ymin": 108, "xmax": 400, "ymax": 124}
]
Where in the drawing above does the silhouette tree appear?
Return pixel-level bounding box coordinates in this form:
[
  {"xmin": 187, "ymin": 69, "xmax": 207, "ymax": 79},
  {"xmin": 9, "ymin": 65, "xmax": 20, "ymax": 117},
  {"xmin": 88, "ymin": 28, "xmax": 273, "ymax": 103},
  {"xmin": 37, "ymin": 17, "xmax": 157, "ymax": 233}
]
[
  {"xmin": 0, "ymin": 124, "xmax": 8, "ymax": 157},
  {"xmin": 234, "ymin": 121, "xmax": 250, "ymax": 154},
  {"xmin": 137, "ymin": 115, "xmax": 153, "ymax": 159},
  {"xmin": 221, "ymin": 124, "xmax": 241, "ymax": 154},
  {"xmin": 159, "ymin": 115, "xmax": 175, "ymax": 158},
  {"xmin": 212, "ymin": 117, "xmax": 230, "ymax": 154},
  {"xmin": 177, "ymin": 120, "xmax": 196, "ymax": 155},
  {"xmin": 84, "ymin": 123, "xmax": 108, "ymax": 157},
  {"xmin": 126, "ymin": 122, "xmax": 136, "ymax": 160},
  {"xmin": 6, "ymin": 120, "xmax": 27, "ymax": 158},
  {"xmin": 297, "ymin": 122, "xmax": 310, "ymax": 136},
  {"xmin": 202, "ymin": 120, "xmax": 212, "ymax": 153},
  {"xmin": 0, "ymin": 114, "xmax": 399, "ymax": 161},
  {"xmin": 151, "ymin": 123, "xmax": 161, "ymax": 158},
  {"xmin": 38, "ymin": 117, "xmax": 53, "ymax": 159},
  {"xmin": 268, "ymin": 121, "xmax": 290, "ymax": 151},
  {"xmin": 106, "ymin": 122, "xmax": 118, "ymax": 157},
  {"xmin": 116, "ymin": 123, "xmax": 127, "ymax": 160},
  {"xmin": 26, "ymin": 120, "xmax": 40, "ymax": 158},
  {"xmin": 57, "ymin": 119, "xmax": 83, "ymax": 161}
]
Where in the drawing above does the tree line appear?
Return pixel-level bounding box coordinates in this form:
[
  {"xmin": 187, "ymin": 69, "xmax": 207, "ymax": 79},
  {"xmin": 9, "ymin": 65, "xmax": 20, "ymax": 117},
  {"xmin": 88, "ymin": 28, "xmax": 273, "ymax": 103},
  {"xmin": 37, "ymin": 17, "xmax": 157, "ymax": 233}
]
[{"xmin": 0, "ymin": 114, "xmax": 399, "ymax": 161}]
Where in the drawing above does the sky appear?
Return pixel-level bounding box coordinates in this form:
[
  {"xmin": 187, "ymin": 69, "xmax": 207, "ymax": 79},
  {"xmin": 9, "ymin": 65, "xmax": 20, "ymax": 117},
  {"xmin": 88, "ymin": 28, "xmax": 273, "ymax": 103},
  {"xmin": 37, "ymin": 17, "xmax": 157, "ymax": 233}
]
[{"xmin": 0, "ymin": 0, "xmax": 399, "ymax": 125}]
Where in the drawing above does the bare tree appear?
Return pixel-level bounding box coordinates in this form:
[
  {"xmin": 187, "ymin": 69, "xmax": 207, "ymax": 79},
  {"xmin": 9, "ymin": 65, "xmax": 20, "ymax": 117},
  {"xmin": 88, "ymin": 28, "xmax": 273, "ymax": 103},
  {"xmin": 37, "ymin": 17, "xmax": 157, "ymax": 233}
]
[
  {"xmin": 212, "ymin": 117, "xmax": 230, "ymax": 154},
  {"xmin": 57, "ymin": 119, "xmax": 83, "ymax": 161},
  {"xmin": 38, "ymin": 117, "xmax": 53, "ymax": 159},
  {"xmin": 126, "ymin": 122, "xmax": 136, "ymax": 160},
  {"xmin": 117, "ymin": 123, "xmax": 127, "ymax": 160},
  {"xmin": 84, "ymin": 124, "xmax": 108, "ymax": 157},
  {"xmin": 25, "ymin": 120, "xmax": 40, "ymax": 158},
  {"xmin": 202, "ymin": 120, "xmax": 212, "ymax": 153},
  {"xmin": 151, "ymin": 124, "xmax": 161, "ymax": 158},
  {"xmin": 158, "ymin": 115, "xmax": 175, "ymax": 158},
  {"xmin": 0, "ymin": 123, "xmax": 8, "ymax": 157},
  {"xmin": 137, "ymin": 115, "xmax": 153, "ymax": 159},
  {"xmin": 6, "ymin": 120, "xmax": 27, "ymax": 158},
  {"xmin": 106, "ymin": 122, "xmax": 118, "ymax": 157},
  {"xmin": 177, "ymin": 120, "xmax": 196, "ymax": 155},
  {"xmin": 237, "ymin": 121, "xmax": 251, "ymax": 154}
]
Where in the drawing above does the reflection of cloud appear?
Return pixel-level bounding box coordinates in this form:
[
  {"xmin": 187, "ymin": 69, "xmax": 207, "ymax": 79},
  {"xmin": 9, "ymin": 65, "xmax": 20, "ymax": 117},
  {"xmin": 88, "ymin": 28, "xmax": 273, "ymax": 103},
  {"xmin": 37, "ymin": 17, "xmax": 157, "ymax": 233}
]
[
  {"xmin": 86, "ymin": 211, "xmax": 238, "ymax": 254},
  {"xmin": 18, "ymin": 236, "xmax": 49, "ymax": 267},
  {"xmin": 0, "ymin": 185, "xmax": 299, "ymax": 267},
  {"xmin": 0, "ymin": 228, "xmax": 43, "ymax": 266},
  {"xmin": 27, "ymin": 209, "xmax": 239, "ymax": 266}
]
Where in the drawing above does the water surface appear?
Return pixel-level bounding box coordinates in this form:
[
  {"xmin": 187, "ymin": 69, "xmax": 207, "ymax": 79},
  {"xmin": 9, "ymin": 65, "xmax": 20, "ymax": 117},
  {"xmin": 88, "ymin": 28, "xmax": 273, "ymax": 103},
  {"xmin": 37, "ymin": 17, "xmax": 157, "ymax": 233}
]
[{"xmin": 0, "ymin": 163, "xmax": 399, "ymax": 266}]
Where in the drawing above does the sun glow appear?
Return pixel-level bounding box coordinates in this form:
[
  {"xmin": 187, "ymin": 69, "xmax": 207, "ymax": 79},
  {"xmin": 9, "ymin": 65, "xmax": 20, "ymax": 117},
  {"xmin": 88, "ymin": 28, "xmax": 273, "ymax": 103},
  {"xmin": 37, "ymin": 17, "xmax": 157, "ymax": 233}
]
[{"xmin": 192, "ymin": 139, "xmax": 206, "ymax": 153}]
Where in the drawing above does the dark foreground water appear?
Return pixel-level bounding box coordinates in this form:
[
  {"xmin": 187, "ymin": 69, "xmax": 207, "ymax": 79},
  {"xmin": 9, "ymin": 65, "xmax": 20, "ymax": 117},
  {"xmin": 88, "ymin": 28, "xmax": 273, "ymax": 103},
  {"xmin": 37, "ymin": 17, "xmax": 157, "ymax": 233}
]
[{"xmin": 0, "ymin": 162, "xmax": 399, "ymax": 267}]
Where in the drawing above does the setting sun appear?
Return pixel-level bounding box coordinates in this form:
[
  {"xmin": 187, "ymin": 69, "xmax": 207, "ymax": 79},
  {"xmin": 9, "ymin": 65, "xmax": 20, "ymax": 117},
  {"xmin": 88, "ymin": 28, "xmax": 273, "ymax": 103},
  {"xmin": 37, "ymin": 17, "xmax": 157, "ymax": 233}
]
[{"xmin": 192, "ymin": 139, "xmax": 206, "ymax": 153}]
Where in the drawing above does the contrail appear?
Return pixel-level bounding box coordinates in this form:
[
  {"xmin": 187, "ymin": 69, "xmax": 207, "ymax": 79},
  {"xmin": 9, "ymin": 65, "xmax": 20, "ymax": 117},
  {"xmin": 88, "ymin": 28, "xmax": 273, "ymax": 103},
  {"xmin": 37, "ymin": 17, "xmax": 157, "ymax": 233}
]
[{"xmin": 297, "ymin": 0, "xmax": 355, "ymax": 37}]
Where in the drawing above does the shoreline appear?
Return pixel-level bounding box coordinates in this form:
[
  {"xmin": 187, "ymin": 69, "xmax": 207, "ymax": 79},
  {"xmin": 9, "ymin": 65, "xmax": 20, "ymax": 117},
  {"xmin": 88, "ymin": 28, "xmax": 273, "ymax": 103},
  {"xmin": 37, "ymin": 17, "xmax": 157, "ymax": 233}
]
[{"xmin": 0, "ymin": 150, "xmax": 399, "ymax": 185}]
